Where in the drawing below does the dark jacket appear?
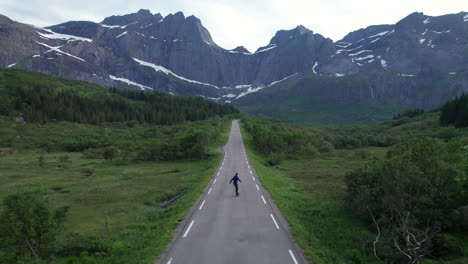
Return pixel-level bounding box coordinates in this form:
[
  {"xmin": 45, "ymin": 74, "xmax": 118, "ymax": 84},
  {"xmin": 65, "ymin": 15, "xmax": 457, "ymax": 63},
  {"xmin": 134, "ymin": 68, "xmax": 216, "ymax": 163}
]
[{"xmin": 229, "ymin": 175, "xmax": 242, "ymax": 185}]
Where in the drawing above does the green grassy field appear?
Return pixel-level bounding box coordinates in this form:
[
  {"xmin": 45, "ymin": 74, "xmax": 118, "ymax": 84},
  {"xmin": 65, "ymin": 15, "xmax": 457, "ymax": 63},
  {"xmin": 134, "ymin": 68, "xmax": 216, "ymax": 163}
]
[
  {"xmin": 0, "ymin": 118, "xmax": 232, "ymax": 263},
  {"xmin": 241, "ymin": 126, "xmax": 467, "ymax": 264}
]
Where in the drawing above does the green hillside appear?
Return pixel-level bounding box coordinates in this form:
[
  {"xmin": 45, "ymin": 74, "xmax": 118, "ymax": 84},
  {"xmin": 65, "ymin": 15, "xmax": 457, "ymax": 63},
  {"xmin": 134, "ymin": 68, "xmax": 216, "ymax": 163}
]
[
  {"xmin": 0, "ymin": 69, "xmax": 238, "ymax": 263},
  {"xmin": 240, "ymin": 107, "xmax": 468, "ymax": 264},
  {"xmin": 235, "ymin": 70, "xmax": 464, "ymax": 125},
  {"xmin": 0, "ymin": 68, "xmax": 238, "ymax": 124}
]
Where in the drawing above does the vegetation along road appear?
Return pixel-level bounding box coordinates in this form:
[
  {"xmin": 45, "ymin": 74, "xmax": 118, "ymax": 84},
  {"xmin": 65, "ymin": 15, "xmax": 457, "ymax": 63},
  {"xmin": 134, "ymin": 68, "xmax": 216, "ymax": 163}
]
[{"xmin": 160, "ymin": 120, "xmax": 304, "ymax": 264}]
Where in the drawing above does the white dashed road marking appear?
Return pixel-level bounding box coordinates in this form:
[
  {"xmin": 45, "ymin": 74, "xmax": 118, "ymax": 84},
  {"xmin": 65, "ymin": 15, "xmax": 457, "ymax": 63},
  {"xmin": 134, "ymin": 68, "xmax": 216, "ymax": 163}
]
[
  {"xmin": 199, "ymin": 200, "xmax": 206, "ymax": 210},
  {"xmin": 208, "ymin": 187, "xmax": 212, "ymax": 194},
  {"xmin": 289, "ymin": 249, "xmax": 299, "ymax": 264},
  {"xmin": 167, "ymin": 257, "xmax": 173, "ymax": 264},
  {"xmin": 261, "ymin": 195, "xmax": 267, "ymax": 205},
  {"xmin": 256, "ymin": 184, "xmax": 260, "ymax": 191},
  {"xmin": 270, "ymin": 214, "xmax": 280, "ymax": 230},
  {"xmin": 183, "ymin": 220, "xmax": 195, "ymax": 238}
]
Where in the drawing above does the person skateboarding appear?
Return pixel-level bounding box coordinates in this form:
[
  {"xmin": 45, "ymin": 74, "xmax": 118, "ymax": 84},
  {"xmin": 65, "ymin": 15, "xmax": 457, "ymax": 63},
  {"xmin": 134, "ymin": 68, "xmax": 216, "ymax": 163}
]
[{"xmin": 229, "ymin": 173, "xmax": 242, "ymax": 196}]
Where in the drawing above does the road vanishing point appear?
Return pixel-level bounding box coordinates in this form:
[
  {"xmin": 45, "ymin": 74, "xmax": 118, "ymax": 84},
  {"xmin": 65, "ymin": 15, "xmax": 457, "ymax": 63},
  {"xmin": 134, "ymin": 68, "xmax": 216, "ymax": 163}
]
[{"xmin": 160, "ymin": 120, "xmax": 304, "ymax": 264}]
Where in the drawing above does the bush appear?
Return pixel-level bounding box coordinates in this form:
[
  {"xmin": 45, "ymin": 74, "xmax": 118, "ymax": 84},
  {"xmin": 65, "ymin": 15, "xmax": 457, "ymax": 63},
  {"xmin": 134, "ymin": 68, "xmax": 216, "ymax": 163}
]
[
  {"xmin": 265, "ymin": 152, "xmax": 285, "ymax": 166},
  {"xmin": 82, "ymin": 148, "xmax": 103, "ymax": 159},
  {"xmin": 80, "ymin": 168, "xmax": 95, "ymax": 177},
  {"xmin": 0, "ymin": 192, "xmax": 69, "ymax": 262},
  {"xmin": 355, "ymin": 149, "xmax": 371, "ymax": 159},
  {"xmin": 345, "ymin": 138, "xmax": 468, "ymax": 262},
  {"xmin": 391, "ymin": 116, "xmax": 411, "ymax": 127},
  {"xmin": 103, "ymin": 146, "xmax": 120, "ymax": 161},
  {"xmin": 432, "ymin": 233, "xmax": 465, "ymax": 258}
]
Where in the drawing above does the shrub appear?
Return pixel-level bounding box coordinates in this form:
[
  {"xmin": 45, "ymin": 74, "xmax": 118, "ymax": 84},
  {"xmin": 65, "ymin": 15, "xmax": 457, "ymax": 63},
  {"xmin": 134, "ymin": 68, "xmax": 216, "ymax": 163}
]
[
  {"xmin": 0, "ymin": 192, "xmax": 69, "ymax": 262},
  {"xmin": 103, "ymin": 146, "xmax": 120, "ymax": 161},
  {"xmin": 345, "ymin": 138, "xmax": 468, "ymax": 262},
  {"xmin": 265, "ymin": 152, "xmax": 285, "ymax": 166}
]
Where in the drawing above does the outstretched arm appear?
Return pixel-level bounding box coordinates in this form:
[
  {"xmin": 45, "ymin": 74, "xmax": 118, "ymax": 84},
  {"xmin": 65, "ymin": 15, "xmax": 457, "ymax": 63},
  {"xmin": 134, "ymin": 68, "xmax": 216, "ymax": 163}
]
[{"xmin": 229, "ymin": 177, "xmax": 233, "ymax": 184}]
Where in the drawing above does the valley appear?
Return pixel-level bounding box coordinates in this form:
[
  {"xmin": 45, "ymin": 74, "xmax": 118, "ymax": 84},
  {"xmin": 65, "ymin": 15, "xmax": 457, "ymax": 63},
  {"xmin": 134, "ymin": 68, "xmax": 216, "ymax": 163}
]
[{"xmin": 0, "ymin": 4, "xmax": 467, "ymax": 264}]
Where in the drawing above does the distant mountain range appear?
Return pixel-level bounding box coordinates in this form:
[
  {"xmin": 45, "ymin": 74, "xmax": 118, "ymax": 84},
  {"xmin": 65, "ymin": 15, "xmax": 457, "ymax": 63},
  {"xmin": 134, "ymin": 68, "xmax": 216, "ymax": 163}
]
[{"xmin": 1, "ymin": 9, "xmax": 467, "ymax": 124}]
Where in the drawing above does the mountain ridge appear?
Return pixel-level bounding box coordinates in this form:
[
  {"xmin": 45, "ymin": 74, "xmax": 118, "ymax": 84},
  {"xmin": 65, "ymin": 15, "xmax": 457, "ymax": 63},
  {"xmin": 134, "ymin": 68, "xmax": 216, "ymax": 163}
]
[{"xmin": 1, "ymin": 9, "xmax": 467, "ymax": 124}]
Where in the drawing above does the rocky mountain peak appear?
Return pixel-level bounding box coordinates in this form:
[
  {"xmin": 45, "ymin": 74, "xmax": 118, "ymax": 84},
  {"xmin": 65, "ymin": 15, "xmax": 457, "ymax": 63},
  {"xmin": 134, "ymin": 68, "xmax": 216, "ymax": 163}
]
[
  {"xmin": 270, "ymin": 25, "xmax": 314, "ymax": 45},
  {"xmin": 339, "ymin": 24, "xmax": 394, "ymax": 43},
  {"xmin": 101, "ymin": 9, "xmax": 163, "ymax": 26},
  {"xmin": 0, "ymin": 14, "xmax": 13, "ymax": 24},
  {"xmin": 395, "ymin": 11, "xmax": 427, "ymax": 30},
  {"xmin": 232, "ymin": 46, "xmax": 250, "ymax": 53}
]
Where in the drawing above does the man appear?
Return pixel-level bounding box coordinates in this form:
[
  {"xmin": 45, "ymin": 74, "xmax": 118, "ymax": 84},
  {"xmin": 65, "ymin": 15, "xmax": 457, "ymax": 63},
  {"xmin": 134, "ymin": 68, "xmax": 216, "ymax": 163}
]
[{"xmin": 229, "ymin": 173, "xmax": 242, "ymax": 196}]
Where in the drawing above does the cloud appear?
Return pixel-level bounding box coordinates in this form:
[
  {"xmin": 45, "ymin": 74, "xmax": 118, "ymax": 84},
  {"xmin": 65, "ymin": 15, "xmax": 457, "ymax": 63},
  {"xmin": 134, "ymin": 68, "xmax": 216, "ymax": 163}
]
[{"xmin": 0, "ymin": 0, "xmax": 465, "ymax": 51}]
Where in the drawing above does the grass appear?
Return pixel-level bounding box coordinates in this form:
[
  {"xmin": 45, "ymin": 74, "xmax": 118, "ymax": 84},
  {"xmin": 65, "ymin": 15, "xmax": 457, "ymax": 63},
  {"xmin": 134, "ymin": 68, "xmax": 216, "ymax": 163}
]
[
  {"xmin": 0, "ymin": 119, "xmax": 232, "ymax": 263},
  {"xmin": 240, "ymin": 125, "xmax": 467, "ymax": 264}
]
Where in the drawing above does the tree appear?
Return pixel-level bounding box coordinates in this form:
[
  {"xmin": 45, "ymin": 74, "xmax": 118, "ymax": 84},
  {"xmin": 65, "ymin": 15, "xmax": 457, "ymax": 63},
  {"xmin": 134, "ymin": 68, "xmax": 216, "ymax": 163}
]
[
  {"xmin": 103, "ymin": 146, "xmax": 120, "ymax": 161},
  {"xmin": 0, "ymin": 192, "xmax": 69, "ymax": 262},
  {"xmin": 345, "ymin": 137, "xmax": 467, "ymax": 263}
]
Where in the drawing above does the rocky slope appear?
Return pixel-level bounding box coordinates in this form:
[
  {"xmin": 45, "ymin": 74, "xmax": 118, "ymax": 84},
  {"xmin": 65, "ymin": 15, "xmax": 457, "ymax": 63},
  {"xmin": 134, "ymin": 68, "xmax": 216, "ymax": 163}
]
[{"xmin": 1, "ymin": 10, "xmax": 467, "ymax": 123}]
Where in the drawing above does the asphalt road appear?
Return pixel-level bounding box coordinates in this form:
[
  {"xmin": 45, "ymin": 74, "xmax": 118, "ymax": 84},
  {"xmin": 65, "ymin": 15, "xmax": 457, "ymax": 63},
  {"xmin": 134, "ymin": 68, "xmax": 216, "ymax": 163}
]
[{"xmin": 160, "ymin": 120, "xmax": 303, "ymax": 264}]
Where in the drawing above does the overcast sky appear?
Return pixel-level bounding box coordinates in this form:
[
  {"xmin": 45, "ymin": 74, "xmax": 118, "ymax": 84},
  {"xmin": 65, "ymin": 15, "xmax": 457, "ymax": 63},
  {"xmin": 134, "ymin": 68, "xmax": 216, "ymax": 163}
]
[{"xmin": 0, "ymin": 0, "xmax": 466, "ymax": 51}]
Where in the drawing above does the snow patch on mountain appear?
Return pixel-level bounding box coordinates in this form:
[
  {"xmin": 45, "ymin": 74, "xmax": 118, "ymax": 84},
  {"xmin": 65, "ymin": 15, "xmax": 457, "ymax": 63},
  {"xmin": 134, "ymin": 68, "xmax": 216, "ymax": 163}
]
[
  {"xmin": 368, "ymin": 30, "xmax": 390, "ymax": 38},
  {"xmin": 36, "ymin": 41, "xmax": 86, "ymax": 62},
  {"xmin": 270, "ymin": 73, "xmax": 298, "ymax": 86},
  {"xmin": 256, "ymin": 44, "xmax": 277, "ymax": 53},
  {"xmin": 109, "ymin": 75, "xmax": 152, "ymax": 90},
  {"xmin": 354, "ymin": 55, "xmax": 375, "ymax": 61},
  {"xmin": 349, "ymin": 50, "xmax": 372, "ymax": 56},
  {"xmin": 419, "ymin": 39, "xmax": 426, "ymax": 44},
  {"xmin": 235, "ymin": 72, "xmax": 298, "ymax": 99},
  {"xmin": 37, "ymin": 28, "xmax": 93, "ymax": 42},
  {"xmin": 431, "ymin": 29, "xmax": 451, "ymax": 34},
  {"xmin": 381, "ymin": 59, "xmax": 388, "ymax": 67},
  {"xmin": 133, "ymin": 58, "xmax": 220, "ymax": 89},
  {"xmin": 312, "ymin": 61, "xmax": 319, "ymax": 74},
  {"xmin": 116, "ymin": 31, "xmax": 128, "ymax": 38},
  {"xmin": 236, "ymin": 86, "xmax": 266, "ymax": 99},
  {"xmin": 423, "ymin": 18, "xmax": 431, "ymax": 24},
  {"xmin": 464, "ymin": 14, "xmax": 468, "ymax": 22},
  {"xmin": 336, "ymin": 42, "xmax": 352, "ymax": 48},
  {"xmin": 100, "ymin": 22, "xmax": 138, "ymax": 29},
  {"xmin": 234, "ymin": 84, "xmax": 252, "ymax": 89}
]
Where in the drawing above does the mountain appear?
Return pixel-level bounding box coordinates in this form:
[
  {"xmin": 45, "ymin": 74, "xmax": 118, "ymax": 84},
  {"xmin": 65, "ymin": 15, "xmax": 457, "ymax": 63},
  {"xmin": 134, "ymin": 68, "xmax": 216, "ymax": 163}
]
[{"xmin": 1, "ymin": 10, "xmax": 467, "ymax": 124}]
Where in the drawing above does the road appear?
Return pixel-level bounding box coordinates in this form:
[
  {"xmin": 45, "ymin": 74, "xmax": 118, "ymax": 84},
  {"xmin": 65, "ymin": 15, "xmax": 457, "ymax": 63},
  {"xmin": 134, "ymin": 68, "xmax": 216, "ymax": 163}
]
[{"xmin": 160, "ymin": 120, "xmax": 303, "ymax": 264}]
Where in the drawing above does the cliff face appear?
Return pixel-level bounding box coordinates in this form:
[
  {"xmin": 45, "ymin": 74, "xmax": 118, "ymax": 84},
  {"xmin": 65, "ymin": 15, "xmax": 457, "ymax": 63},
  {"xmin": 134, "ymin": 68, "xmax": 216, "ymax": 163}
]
[{"xmin": 1, "ymin": 10, "xmax": 467, "ymax": 121}]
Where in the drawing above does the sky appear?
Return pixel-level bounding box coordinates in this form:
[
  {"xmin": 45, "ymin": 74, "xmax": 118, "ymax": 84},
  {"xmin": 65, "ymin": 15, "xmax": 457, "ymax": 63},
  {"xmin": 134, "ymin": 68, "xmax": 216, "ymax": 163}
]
[{"xmin": 0, "ymin": 0, "xmax": 466, "ymax": 51}]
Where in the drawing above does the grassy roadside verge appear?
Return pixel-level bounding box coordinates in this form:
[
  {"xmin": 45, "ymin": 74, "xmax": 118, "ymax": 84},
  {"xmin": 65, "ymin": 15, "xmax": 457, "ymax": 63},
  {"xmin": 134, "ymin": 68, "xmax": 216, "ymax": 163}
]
[
  {"xmin": 0, "ymin": 119, "xmax": 232, "ymax": 264},
  {"xmin": 240, "ymin": 123, "xmax": 468, "ymax": 264},
  {"xmin": 240, "ymin": 124, "xmax": 384, "ymax": 264}
]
